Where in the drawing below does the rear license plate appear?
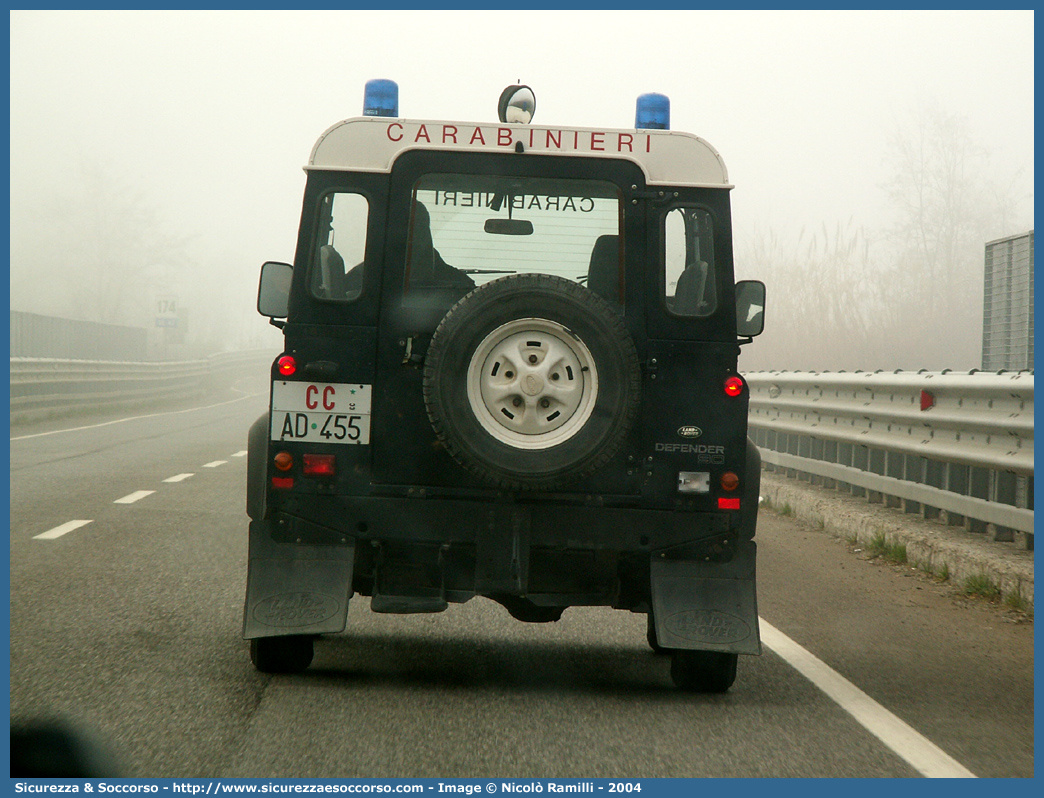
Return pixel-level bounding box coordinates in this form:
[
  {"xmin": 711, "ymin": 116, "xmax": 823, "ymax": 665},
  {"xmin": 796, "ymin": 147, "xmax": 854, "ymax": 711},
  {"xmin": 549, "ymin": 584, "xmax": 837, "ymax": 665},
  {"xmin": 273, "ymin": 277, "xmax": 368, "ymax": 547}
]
[{"xmin": 270, "ymin": 381, "xmax": 372, "ymax": 444}]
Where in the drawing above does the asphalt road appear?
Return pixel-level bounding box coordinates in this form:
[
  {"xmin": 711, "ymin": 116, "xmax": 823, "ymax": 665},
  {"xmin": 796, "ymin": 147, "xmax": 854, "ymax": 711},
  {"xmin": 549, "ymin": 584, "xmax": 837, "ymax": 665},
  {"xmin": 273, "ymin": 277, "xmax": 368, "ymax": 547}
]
[{"xmin": 8, "ymin": 383, "xmax": 1034, "ymax": 778}]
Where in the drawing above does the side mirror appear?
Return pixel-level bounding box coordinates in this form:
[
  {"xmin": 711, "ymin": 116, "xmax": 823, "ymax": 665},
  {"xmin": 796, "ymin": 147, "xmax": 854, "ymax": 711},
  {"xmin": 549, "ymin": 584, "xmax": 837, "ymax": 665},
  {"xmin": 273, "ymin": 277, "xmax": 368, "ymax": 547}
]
[
  {"xmin": 257, "ymin": 261, "xmax": 293, "ymax": 318},
  {"xmin": 735, "ymin": 280, "xmax": 765, "ymax": 338}
]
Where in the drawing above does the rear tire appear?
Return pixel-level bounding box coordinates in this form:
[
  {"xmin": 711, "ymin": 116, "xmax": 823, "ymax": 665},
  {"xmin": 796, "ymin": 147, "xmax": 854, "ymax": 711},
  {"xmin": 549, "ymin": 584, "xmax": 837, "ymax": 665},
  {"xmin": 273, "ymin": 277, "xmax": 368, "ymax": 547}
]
[
  {"xmin": 249, "ymin": 636, "xmax": 314, "ymax": 674},
  {"xmin": 670, "ymin": 650, "xmax": 738, "ymax": 692}
]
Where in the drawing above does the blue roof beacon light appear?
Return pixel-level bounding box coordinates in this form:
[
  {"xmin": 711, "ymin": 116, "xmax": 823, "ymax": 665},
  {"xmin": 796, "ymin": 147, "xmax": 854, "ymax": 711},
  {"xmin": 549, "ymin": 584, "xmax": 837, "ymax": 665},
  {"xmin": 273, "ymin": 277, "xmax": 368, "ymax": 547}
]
[
  {"xmin": 363, "ymin": 79, "xmax": 399, "ymax": 117},
  {"xmin": 635, "ymin": 92, "xmax": 670, "ymax": 130}
]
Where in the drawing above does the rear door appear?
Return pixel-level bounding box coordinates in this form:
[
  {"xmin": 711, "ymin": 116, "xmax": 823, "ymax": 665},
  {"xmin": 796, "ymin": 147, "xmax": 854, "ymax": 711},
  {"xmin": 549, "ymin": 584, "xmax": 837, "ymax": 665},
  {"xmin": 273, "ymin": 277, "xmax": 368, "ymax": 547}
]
[
  {"xmin": 638, "ymin": 190, "xmax": 749, "ymax": 508},
  {"xmin": 369, "ymin": 150, "xmax": 647, "ymax": 491},
  {"xmin": 274, "ymin": 171, "xmax": 387, "ymax": 491}
]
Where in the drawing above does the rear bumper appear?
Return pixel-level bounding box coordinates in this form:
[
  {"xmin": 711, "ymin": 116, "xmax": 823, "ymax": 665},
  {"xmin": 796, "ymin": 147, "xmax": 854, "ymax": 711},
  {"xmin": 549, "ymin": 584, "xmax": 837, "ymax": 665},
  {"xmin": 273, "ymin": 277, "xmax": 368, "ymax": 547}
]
[
  {"xmin": 244, "ymin": 496, "xmax": 760, "ymax": 652},
  {"xmin": 262, "ymin": 494, "xmax": 742, "ymax": 549}
]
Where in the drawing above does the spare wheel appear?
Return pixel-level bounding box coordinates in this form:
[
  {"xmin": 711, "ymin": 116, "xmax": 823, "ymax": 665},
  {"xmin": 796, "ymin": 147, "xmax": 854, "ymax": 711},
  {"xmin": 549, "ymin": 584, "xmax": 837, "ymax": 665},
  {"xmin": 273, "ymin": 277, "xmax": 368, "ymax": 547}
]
[{"xmin": 423, "ymin": 273, "xmax": 641, "ymax": 490}]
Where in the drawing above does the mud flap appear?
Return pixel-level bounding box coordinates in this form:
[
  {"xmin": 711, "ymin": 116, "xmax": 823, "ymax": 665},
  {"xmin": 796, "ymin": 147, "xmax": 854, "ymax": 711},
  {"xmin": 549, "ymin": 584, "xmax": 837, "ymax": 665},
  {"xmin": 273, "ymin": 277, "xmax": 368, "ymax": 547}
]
[
  {"xmin": 242, "ymin": 519, "xmax": 355, "ymax": 639},
  {"xmin": 650, "ymin": 539, "xmax": 761, "ymax": 655}
]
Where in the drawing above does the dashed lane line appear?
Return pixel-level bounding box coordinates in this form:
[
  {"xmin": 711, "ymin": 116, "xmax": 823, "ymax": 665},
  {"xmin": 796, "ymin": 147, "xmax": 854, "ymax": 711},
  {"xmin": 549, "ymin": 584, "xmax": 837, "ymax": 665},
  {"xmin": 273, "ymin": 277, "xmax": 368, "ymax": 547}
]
[
  {"xmin": 759, "ymin": 618, "xmax": 977, "ymax": 778},
  {"xmin": 164, "ymin": 473, "xmax": 195, "ymax": 483},
  {"xmin": 113, "ymin": 490, "xmax": 155, "ymax": 505},
  {"xmin": 31, "ymin": 452, "xmax": 246, "ymax": 541},
  {"xmin": 232, "ymin": 450, "xmax": 247, "ymax": 457},
  {"xmin": 34, "ymin": 520, "xmax": 93, "ymax": 540}
]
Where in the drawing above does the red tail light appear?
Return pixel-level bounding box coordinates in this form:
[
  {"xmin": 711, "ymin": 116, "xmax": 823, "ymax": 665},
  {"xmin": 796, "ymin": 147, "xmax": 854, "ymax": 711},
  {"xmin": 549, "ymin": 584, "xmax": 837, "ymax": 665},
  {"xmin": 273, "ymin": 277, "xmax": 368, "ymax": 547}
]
[
  {"xmin": 724, "ymin": 376, "xmax": 745, "ymax": 397},
  {"xmin": 718, "ymin": 497, "xmax": 741, "ymax": 510},
  {"xmin": 303, "ymin": 454, "xmax": 336, "ymax": 476},
  {"xmin": 271, "ymin": 476, "xmax": 293, "ymax": 489},
  {"xmin": 277, "ymin": 355, "xmax": 296, "ymax": 376}
]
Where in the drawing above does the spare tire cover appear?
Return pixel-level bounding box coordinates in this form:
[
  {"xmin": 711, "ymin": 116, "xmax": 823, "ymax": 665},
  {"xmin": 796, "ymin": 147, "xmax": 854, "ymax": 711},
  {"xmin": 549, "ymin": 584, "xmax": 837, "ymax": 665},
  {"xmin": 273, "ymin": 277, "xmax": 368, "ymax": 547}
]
[{"xmin": 423, "ymin": 273, "xmax": 641, "ymax": 490}]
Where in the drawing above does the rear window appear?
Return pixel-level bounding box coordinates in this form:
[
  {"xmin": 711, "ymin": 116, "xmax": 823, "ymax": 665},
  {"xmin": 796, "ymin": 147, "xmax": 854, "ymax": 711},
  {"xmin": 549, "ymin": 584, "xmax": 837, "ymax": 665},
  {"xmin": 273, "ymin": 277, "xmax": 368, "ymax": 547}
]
[
  {"xmin": 310, "ymin": 191, "xmax": 369, "ymax": 302},
  {"xmin": 405, "ymin": 174, "xmax": 624, "ymax": 306},
  {"xmin": 664, "ymin": 206, "xmax": 717, "ymax": 317}
]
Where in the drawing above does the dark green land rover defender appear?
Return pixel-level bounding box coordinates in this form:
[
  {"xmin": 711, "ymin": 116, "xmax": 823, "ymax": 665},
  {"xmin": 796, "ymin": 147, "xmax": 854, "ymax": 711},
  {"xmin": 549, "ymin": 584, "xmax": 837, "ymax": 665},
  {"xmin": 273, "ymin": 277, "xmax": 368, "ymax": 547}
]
[{"xmin": 245, "ymin": 82, "xmax": 767, "ymax": 692}]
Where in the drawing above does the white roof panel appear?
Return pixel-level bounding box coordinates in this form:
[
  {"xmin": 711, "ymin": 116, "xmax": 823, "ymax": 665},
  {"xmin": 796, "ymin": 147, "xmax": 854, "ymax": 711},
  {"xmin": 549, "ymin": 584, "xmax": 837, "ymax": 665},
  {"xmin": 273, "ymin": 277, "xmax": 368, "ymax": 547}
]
[{"xmin": 308, "ymin": 117, "xmax": 731, "ymax": 189}]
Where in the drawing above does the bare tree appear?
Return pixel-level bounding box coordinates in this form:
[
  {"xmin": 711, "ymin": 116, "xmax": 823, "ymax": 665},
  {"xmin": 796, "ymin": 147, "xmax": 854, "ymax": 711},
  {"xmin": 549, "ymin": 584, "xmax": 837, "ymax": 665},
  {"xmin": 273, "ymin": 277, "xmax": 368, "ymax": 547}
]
[
  {"xmin": 738, "ymin": 221, "xmax": 886, "ymax": 372},
  {"xmin": 11, "ymin": 158, "xmax": 277, "ymax": 359},
  {"xmin": 738, "ymin": 103, "xmax": 1028, "ymax": 374},
  {"xmin": 878, "ymin": 104, "xmax": 1024, "ymax": 369},
  {"xmin": 11, "ymin": 160, "xmax": 190, "ymax": 329},
  {"xmin": 68, "ymin": 162, "xmax": 194, "ymax": 327}
]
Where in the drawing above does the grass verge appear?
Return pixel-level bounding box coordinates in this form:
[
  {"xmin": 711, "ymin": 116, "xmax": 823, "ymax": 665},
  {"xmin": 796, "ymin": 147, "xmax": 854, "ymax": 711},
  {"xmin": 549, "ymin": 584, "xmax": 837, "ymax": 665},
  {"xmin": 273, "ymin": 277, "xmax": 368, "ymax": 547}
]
[
  {"xmin": 963, "ymin": 573, "xmax": 1001, "ymax": 600},
  {"xmin": 866, "ymin": 531, "xmax": 908, "ymax": 564},
  {"xmin": 1003, "ymin": 592, "xmax": 1033, "ymax": 617}
]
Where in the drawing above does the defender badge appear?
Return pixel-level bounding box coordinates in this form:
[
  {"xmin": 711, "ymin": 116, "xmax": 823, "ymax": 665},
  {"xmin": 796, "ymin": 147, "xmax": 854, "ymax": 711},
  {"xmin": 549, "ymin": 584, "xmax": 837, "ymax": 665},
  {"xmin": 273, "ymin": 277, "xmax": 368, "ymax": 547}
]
[{"xmin": 677, "ymin": 426, "xmax": 702, "ymax": 438}]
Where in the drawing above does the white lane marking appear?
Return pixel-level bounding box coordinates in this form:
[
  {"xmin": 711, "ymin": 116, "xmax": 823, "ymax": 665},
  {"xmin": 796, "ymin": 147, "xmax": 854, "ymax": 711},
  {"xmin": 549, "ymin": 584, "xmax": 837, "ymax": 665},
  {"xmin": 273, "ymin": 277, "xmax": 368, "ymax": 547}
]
[
  {"xmin": 10, "ymin": 392, "xmax": 266, "ymax": 441},
  {"xmin": 759, "ymin": 619, "xmax": 977, "ymax": 778},
  {"xmin": 231, "ymin": 450, "xmax": 247, "ymax": 457},
  {"xmin": 163, "ymin": 473, "xmax": 195, "ymax": 483},
  {"xmin": 202, "ymin": 460, "xmax": 227, "ymax": 468},
  {"xmin": 113, "ymin": 490, "xmax": 155, "ymax": 504},
  {"xmin": 34, "ymin": 520, "xmax": 92, "ymax": 540}
]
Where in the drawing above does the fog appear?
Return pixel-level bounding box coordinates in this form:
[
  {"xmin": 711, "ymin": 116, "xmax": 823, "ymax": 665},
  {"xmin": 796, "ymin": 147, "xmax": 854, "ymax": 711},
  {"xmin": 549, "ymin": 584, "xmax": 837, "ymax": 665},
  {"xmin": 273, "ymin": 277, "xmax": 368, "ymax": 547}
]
[{"xmin": 9, "ymin": 10, "xmax": 1034, "ymax": 370}]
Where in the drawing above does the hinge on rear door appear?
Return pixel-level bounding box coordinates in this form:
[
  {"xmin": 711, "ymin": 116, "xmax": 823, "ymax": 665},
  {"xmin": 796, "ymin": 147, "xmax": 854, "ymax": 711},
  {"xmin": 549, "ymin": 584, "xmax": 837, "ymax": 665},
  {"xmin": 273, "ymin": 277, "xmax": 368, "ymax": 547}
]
[{"xmin": 400, "ymin": 335, "xmax": 425, "ymax": 366}]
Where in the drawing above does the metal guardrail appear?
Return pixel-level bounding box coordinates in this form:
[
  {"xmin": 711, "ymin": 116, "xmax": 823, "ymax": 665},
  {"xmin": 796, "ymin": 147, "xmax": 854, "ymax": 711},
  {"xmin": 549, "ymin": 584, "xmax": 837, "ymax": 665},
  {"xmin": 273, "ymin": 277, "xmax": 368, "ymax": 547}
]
[
  {"xmin": 9, "ymin": 350, "xmax": 277, "ymax": 424},
  {"xmin": 746, "ymin": 370, "xmax": 1034, "ymax": 550},
  {"xmin": 10, "ymin": 356, "xmax": 1036, "ymax": 553}
]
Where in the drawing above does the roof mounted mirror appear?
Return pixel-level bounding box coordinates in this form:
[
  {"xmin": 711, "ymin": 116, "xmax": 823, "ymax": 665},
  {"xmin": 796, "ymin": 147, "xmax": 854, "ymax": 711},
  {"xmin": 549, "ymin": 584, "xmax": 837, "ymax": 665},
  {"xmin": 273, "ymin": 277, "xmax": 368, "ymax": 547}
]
[{"xmin": 498, "ymin": 85, "xmax": 536, "ymax": 124}]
